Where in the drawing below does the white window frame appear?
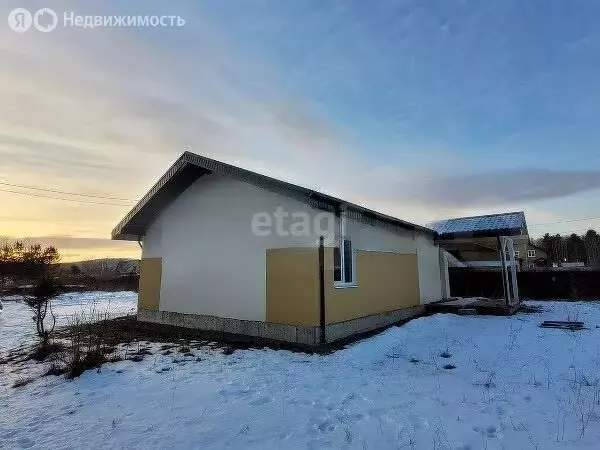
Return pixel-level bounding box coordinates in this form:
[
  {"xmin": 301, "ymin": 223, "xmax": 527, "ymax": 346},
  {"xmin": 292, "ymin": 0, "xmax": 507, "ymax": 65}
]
[
  {"xmin": 335, "ymin": 212, "xmax": 357, "ymax": 288},
  {"xmin": 527, "ymin": 249, "xmax": 536, "ymax": 258}
]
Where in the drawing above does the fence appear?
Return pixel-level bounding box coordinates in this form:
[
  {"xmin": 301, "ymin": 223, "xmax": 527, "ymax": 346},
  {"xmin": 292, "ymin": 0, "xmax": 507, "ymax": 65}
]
[{"xmin": 449, "ymin": 268, "xmax": 600, "ymax": 300}]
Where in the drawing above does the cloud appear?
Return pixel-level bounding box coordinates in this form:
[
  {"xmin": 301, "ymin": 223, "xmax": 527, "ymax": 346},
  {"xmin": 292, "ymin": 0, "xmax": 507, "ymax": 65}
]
[
  {"xmin": 0, "ymin": 6, "xmax": 357, "ymax": 177},
  {"xmin": 400, "ymin": 169, "xmax": 600, "ymax": 208}
]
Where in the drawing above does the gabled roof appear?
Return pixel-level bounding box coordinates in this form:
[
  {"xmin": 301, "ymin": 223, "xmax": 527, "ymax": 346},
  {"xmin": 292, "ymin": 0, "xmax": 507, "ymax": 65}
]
[
  {"xmin": 428, "ymin": 211, "xmax": 527, "ymax": 238},
  {"xmin": 112, "ymin": 152, "xmax": 436, "ymax": 240}
]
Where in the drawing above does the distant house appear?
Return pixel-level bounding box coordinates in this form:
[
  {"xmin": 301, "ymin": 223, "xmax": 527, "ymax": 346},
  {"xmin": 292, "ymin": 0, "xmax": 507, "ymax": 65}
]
[
  {"xmin": 428, "ymin": 212, "xmax": 547, "ymax": 271},
  {"xmin": 112, "ymin": 152, "xmax": 448, "ymax": 347}
]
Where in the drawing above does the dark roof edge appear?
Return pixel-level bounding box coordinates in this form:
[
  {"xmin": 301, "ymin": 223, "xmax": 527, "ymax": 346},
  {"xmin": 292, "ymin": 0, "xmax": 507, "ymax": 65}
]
[
  {"xmin": 112, "ymin": 154, "xmax": 188, "ymax": 240},
  {"xmin": 112, "ymin": 151, "xmax": 437, "ymax": 240}
]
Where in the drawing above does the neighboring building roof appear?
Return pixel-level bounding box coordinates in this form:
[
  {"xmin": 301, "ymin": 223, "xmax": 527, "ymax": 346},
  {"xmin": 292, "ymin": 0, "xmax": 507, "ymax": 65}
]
[
  {"xmin": 428, "ymin": 211, "xmax": 527, "ymax": 238},
  {"xmin": 112, "ymin": 152, "xmax": 436, "ymax": 240}
]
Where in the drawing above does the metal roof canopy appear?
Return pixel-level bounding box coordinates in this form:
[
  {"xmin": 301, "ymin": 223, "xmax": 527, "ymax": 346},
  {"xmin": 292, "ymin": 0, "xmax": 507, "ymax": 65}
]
[
  {"xmin": 112, "ymin": 152, "xmax": 436, "ymax": 241},
  {"xmin": 428, "ymin": 211, "xmax": 527, "ymax": 238}
]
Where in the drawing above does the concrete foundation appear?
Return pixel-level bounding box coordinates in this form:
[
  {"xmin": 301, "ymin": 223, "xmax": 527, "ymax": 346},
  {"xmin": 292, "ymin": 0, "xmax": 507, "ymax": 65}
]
[
  {"xmin": 138, "ymin": 306, "xmax": 425, "ymax": 347},
  {"xmin": 138, "ymin": 309, "xmax": 321, "ymax": 346},
  {"xmin": 325, "ymin": 305, "xmax": 425, "ymax": 342}
]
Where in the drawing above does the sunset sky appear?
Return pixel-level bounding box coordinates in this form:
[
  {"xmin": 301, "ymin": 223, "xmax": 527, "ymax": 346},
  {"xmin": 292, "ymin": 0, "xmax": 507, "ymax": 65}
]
[{"xmin": 2, "ymin": 0, "xmax": 600, "ymax": 262}]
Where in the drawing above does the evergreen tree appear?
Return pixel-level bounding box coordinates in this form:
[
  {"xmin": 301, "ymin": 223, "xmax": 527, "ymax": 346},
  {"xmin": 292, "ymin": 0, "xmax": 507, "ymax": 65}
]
[{"xmin": 584, "ymin": 229, "xmax": 600, "ymax": 267}]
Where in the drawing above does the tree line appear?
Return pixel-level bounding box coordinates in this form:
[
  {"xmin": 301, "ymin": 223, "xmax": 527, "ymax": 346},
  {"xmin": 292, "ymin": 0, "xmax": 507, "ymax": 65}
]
[
  {"xmin": 536, "ymin": 230, "xmax": 600, "ymax": 266},
  {"xmin": 0, "ymin": 241, "xmax": 60, "ymax": 285}
]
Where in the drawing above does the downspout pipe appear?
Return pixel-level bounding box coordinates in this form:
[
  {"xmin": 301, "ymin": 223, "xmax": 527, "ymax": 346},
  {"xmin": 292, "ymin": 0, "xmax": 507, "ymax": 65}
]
[
  {"xmin": 318, "ymin": 235, "xmax": 326, "ymax": 345},
  {"xmin": 497, "ymin": 236, "xmax": 509, "ymax": 305}
]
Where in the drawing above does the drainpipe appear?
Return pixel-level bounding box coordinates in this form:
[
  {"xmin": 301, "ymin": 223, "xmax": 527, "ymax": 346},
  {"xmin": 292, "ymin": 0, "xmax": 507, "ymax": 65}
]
[
  {"xmin": 497, "ymin": 236, "xmax": 508, "ymax": 305},
  {"xmin": 318, "ymin": 235, "xmax": 326, "ymax": 345}
]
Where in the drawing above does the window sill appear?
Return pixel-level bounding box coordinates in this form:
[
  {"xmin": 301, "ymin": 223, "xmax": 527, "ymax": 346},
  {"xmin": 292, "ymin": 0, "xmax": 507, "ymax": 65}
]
[{"xmin": 334, "ymin": 283, "xmax": 358, "ymax": 289}]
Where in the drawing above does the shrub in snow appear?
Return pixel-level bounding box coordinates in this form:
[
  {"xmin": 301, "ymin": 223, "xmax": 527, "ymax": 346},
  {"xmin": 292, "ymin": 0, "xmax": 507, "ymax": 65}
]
[
  {"xmin": 24, "ymin": 277, "xmax": 63, "ymax": 350},
  {"xmin": 63, "ymin": 308, "xmax": 122, "ymax": 378}
]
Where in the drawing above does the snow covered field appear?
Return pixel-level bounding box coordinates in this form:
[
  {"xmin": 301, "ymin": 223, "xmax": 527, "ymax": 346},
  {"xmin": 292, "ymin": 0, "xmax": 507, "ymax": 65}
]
[
  {"xmin": 0, "ymin": 291, "xmax": 137, "ymax": 356},
  {"xmin": 2, "ymin": 300, "xmax": 600, "ymax": 449}
]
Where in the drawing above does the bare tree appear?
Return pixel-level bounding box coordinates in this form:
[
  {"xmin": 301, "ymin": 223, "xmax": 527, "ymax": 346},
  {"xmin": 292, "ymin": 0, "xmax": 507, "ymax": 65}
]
[{"xmin": 25, "ymin": 277, "xmax": 62, "ymax": 347}]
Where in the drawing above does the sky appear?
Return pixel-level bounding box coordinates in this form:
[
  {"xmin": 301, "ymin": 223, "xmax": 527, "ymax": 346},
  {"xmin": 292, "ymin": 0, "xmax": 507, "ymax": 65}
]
[{"xmin": 1, "ymin": 0, "xmax": 600, "ymax": 261}]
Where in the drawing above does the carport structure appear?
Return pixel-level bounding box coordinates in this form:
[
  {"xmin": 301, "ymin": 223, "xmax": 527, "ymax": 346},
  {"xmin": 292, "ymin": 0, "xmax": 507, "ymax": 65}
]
[
  {"xmin": 429, "ymin": 212, "xmax": 527, "ymax": 311},
  {"xmin": 437, "ymin": 236, "xmax": 519, "ymax": 308}
]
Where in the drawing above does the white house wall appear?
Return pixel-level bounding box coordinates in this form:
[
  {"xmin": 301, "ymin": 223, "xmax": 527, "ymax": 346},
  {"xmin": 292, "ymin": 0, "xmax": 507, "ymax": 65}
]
[
  {"xmin": 416, "ymin": 233, "xmax": 444, "ymax": 304},
  {"xmin": 344, "ymin": 216, "xmax": 418, "ymax": 253},
  {"xmin": 343, "ymin": 215, "xmax": 443, "ymax": 304},
  {"xmin": 142, "ymin": 173, "xmax": 335, "ymax": 321}
]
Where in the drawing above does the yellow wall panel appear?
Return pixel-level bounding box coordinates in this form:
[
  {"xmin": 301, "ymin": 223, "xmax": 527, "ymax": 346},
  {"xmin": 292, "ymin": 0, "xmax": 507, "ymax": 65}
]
[
  {"xmin": 265, "ymin": 247, "xmax": 421, "ymax": 326},
  {"xmin": 265, "ymin": 248, "xmax": 320, "ymax": 325},
  {"xmin": 323, "ymin": 249, "xmax": 420, "ymax": 324},
  {"xmin": 139, "ymin": 257, "xmax": 162, "ymax": 311}
]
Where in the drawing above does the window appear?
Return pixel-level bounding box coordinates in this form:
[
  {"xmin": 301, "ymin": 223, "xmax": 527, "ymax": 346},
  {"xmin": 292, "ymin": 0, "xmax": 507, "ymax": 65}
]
[
  {"xmin": 343, "ymin": 238, "xmax": 353, "ymax": 283},
  {"xmin": 528, "ymin": 249, "xmax": 536, "ymax": 258},
  {"xmin": 514, "ymin": 250, "xmax": 519, "ymax": 258},
  {"xmin": 334, "ymin": 247, "xmax": 341, "ymax": 282},
  {"xmin": 334, "ymin": 213, "xmax": 354, "ymax": 285}
]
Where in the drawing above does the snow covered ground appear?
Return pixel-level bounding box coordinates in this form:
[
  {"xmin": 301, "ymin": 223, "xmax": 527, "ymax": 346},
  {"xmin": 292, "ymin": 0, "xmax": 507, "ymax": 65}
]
[
  {"xmin": 0, "ymin": 291, "xmax": 137, "ymax": 356},
  {"xmin": 2, "ymin": 300, "xmax": 600, "ymax": 449}
]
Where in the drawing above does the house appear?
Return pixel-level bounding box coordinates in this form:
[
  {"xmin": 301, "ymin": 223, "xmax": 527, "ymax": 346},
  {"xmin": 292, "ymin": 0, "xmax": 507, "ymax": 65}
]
[
  {"xmin": 112, "ymin": 152, "xmax": 448, "ymax": 347},
  {"xmin": 428, "ymin": 211, "xmax": 547, "ymax": 271}
]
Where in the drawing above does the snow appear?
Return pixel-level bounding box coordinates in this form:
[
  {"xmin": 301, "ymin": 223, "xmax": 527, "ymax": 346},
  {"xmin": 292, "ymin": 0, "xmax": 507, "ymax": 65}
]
[
  {"xmin": 2, "ymin": 300, "xmax": 600, "ymax": 449},
  {"xmin": 0, "ymin": 291, "xmax": 137, "ymax": 356}
]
